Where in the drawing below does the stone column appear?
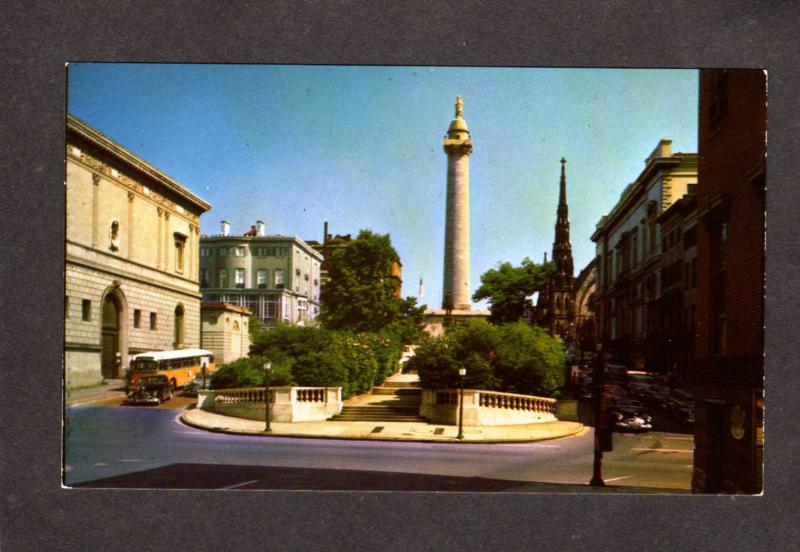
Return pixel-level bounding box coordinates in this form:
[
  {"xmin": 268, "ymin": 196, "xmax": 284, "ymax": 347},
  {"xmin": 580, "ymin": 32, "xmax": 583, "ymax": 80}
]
[{"xmin": 442, "ymin": 96, "xmax": 473, "ymax": 311}]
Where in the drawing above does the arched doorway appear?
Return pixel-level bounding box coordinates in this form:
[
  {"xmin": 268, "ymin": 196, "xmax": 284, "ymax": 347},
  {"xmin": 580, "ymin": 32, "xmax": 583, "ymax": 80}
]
[
  {"xmin": 101, "ymin": 294, "xmax": 122, "ymax": 379},
  {"xmin": 174, "ymin": 304, "xmax": 185, "ymax": 348}
]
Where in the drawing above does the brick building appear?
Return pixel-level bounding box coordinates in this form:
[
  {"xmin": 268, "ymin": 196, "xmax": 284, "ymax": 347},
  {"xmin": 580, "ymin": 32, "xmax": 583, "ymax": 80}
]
[
  {"xmin": 65, "ymin": 115, "xmax": 210, "ymax": 388},
  {"xmin": 655, "ymin": 189, "xmax": 698, "ymax": 382},
  {"xmin": 692, "ymin": 69, "xmax": 766, "ymax": 494}
]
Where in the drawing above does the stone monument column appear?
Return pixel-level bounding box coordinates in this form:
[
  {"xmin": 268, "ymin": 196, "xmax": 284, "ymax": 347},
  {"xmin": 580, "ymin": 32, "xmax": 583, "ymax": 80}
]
[{"xmin": 442, "ymin": 96, "xmax": 473, "ymax": 311}]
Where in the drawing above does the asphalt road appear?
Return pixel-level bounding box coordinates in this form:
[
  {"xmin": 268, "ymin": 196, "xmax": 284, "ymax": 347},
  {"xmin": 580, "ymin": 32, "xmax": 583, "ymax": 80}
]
[{"xmin": 64, "ymin": 399, "xmax": 693, "ymax": 492}]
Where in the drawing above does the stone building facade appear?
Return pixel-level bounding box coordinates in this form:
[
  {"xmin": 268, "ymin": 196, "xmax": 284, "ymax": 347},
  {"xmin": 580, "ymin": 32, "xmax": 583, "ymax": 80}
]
[
  {"xmin": 200, "ymin": 302, "xmax": 252, "ymax": 366},
  {"xmin": 65, "ymin": 114, "xmax": 210, "ymax": 388},
  {"xmin": 692, "ymin": 69, "xmax": 766, "ymax": 494},
  {"xmin": 199, "ymin": 221, "xmax": 322, "ymax": 327},
  {"xmin": 592, "ymin": 140, "xmax": 698, "ymax": 371},
  {"xmin": 573, "ymin": 258, "xmax": 597, "ymax": 353}
]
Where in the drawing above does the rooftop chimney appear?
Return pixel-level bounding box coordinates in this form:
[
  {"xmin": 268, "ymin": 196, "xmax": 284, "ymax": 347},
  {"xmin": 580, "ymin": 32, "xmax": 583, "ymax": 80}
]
[
  {"xmin": 221, "ymin": 220, "xmax": 230, "ymax": 236},
  {"xmin": 256, "ymin": 220, "xmax": 266, "ymax": 237}
]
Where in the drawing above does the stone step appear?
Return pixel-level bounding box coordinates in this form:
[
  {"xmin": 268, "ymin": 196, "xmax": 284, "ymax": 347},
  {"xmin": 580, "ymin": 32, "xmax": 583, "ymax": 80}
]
[
  {"xmin": 371, "ymin": 387, "xmax": 422, "ymax": 396},
  {"xmin": 342, "ymin": 404, "xmax": 419, "ymax": 412},
  {"xmin": 381, "ymin": 380, "xmax": 421, "ymax": 388},
  {"xmin": 330, "ymin": 415, "xmax": 425, "ymax": 422}
]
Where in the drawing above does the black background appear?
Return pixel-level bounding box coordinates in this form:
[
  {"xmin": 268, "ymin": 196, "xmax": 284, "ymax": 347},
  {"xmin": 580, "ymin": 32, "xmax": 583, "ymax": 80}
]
[{"xmin": 1, "ymin": 1, "xmax": 798, "ymax": 550}]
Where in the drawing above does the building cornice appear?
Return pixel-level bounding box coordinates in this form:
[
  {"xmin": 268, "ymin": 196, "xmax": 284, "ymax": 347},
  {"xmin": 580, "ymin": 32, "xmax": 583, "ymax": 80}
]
[
  {"xmin": 592, "ymin": 153, "xmax": 698, "ymax": 241},
  {"xmin": 200, "ymin": 235, "xmax": 324, "ymax": 261},
  {"xmin": 67, "ymin": 114, "xmax": 211, "ymax": 213}
]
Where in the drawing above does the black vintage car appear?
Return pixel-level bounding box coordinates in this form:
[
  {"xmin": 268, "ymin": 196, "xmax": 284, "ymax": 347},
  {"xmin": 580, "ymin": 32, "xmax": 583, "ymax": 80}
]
[
  {"xmin": 126, "ymin": 374, "xmax": 173, "ymax": 405},
  {"xmin": 606, "ymin": 397, "xmax": 653, "ymax": 432}
]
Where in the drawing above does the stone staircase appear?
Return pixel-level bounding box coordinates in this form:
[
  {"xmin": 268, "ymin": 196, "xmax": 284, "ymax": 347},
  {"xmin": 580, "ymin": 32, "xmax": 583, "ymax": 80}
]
[{"xmin": 330, "ymin": 373, "xmax": 424, "ymax": 423}]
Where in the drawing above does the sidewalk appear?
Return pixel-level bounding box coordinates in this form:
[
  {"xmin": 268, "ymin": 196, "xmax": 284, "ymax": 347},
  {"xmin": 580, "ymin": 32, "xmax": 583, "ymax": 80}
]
[
  {"xmin": 181, "ymin": 408, "xmax": 585, "ymax": 443},
  {"xmin": 65, "ymin": 379, "xmax": 127, "ymax": 407}
]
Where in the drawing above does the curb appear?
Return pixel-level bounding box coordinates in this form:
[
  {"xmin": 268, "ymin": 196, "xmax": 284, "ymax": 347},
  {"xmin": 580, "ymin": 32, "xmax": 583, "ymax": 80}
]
[{"xmin": 179, "ymin": 412, "xmax": 586, "ymax": 445}]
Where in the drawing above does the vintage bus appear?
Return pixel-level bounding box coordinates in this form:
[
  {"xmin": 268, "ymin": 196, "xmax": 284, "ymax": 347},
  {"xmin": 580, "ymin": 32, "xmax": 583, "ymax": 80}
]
[{"xmin": 128, "ymin": 349, "xmax": 216, "ymax": 390}]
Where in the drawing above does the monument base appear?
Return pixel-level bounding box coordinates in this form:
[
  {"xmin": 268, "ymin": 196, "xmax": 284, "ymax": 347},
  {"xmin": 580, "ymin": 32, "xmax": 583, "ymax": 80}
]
[{"xmin": 422, "ymin": 308, "xmax": 491, "ymax": 337}]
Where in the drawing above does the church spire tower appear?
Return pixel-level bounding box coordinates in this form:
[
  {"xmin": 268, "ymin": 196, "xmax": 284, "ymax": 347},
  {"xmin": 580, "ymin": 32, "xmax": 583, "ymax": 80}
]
[
  {"xmin": 537, "ymin": 157, "xmax": 576, "ymax": 338},
  {"xmin": 553, "ymin": 157, "xmax": 575, "ymax": 285},
  {"xmin": 442, "ymin": 96, "xmax": 473, "ymax": 311}
]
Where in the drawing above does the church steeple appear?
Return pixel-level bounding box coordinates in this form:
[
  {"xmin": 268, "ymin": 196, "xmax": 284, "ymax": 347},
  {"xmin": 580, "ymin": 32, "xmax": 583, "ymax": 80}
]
[
  {"xmin": 553, "ymin": 157, "xmax": 574, "ymax": 284},
  {"xmin": 537, "ymin": 157, "xmax": 576, "ymax": 339}
]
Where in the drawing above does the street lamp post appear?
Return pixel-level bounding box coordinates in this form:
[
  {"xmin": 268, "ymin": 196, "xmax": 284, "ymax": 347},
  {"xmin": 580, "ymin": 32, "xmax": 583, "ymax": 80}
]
[
  {"xmin": 262, "ymin": 361, "xmax": 272, "ymax": 433},
  {"xmin": 457, "ymin": 367, "xmax": 466, "ymax": 440},
  {"xmin": 590, "ymin": 340, "xmax": 606, "ymax": 487}
]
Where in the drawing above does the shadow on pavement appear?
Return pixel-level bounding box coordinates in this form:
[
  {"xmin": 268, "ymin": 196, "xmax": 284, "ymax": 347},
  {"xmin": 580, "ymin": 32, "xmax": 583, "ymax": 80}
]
[{"xmin": 72, "ymin": 463, "xmax": 687, "ymax": 493}]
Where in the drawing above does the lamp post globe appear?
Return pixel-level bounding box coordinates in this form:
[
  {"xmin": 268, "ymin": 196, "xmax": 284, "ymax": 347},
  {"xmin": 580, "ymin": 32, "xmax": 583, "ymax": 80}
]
[
  {"xmin": 457, "ymin": 368, "xmax": 466, "ymax": 440},
  {"xmin": 263, "ymin": 361, "xmax": 272, "ymax": 433}
]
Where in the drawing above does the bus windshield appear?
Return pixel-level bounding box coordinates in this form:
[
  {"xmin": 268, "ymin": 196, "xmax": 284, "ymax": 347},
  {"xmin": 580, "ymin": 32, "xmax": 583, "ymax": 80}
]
[{"xmin": 133, "ymin": 360, "xmax": 159, "ymax": 371}]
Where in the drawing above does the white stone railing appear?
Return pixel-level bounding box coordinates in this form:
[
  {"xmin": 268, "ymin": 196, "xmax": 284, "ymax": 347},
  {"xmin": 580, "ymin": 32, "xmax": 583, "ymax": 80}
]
[
  {"xmin": 198, "ymin": 386, "xmax": 342, "ymax": 423},
  {"xmin": 420, "ymin": 388, "xmax": 558, "ymax": 426}
]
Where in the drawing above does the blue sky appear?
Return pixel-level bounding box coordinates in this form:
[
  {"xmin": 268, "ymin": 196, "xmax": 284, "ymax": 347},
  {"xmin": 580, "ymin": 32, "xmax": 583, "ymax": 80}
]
[{"xmin": 68, "ymin": 64, "xmax": 698, "ymax": 308}]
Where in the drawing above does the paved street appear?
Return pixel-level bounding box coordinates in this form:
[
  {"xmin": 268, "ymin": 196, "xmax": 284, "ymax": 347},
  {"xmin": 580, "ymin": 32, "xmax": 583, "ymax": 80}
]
[{"xmin": 64, "ymin": 400, "xmax": 693, "ymax": 492}]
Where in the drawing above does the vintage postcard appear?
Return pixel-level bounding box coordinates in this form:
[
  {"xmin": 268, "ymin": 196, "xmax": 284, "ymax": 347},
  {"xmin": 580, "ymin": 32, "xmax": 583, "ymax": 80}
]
[{"xmin": 63, "ymin": 64, "xmax": 765, "ymax": 494}]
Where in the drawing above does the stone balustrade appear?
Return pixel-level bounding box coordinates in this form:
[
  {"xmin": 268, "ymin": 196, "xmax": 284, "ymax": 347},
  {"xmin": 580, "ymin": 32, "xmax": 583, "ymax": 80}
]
[
  {"xmin": 198, "ymin": 386, "xmax": 342, "ymax": 423},
  {"xmin": 420, "ymin": 388, "xmax": 558, "ymax": 426}
]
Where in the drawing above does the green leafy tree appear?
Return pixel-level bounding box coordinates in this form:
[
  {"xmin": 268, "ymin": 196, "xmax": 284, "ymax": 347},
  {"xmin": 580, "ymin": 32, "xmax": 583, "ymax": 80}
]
[
  {"xmin": 411, "ymin": 320, "xmax": 502, "ymax": 390},
  {"xmin": 412, "ymin": 319, "xmax": 563, "ymax": 397},
  {"xmin": 493, "ymin": 322, "xmax": 565, "ymax": 396},
  {"xmin": 472, "ymin": 258, "xmax": 555, "ymax": 324},
  {"xmin": 210, "ymin": 356, "xmax": 295, "ymax": 389},
  {"xmin": 320, "ymin": 230, "xmax": 425, "ymax": 335}
]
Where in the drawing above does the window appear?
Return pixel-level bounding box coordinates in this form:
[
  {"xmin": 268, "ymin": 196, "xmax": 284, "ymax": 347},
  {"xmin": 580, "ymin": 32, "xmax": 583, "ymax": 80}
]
[
  {"xmin": 134, "ymin": 309, "xmax": 141, "ymax": 328},
  {"xmin": 683, "ymin": 227, "xmax": 697, "ymax": 248},
  {"xmin": 218, "ymin": 269, "xmax": 228, "ymax": 288},
  {"xmin": 234, "ymin": 268, "xmax": 245, "ymax": 288},
  {"xmin": 174, "ymin": 234, "xmax": 187, "ymax": 273},
  {"xmin": 274, "ymin": 269, "xmax": 285, "ymax": 288},
  {"xmin": 710, "ymin": 221, "xmax": 728, "ymax": 354},
  {"xmin": 201, "ymin": 269, "xmax": 210, "ymax": 288},
  {"xmin": 708, "ymin": 70, "xmax": 729, "ymax": 129},
  {"xmin": 109, "ymin": 220, "xmax": 120, "ymax": 251},
  {"xmin": 234, "ymin": 246, "xmax": 246, "ymax": 257},
  {"xmin": 684, "ymin": 262, "xmax": 690, "ymax": 291},
  {"xmin": 150, "ymin": 312, "xmax": 158, "ymax": 330},
  {"xmin": 82, "ymin": 299, "xmax": 91, "ymax": 321},
  {"xmin": 257, "ymin": 269, "xmax": 268, "ymax": 289},
  {"xmin": 219, "ymin": 247, "xmax": 229, "ymax": 257},
  {"xmin": 200, "ymin": 247, "xmax": 213, "ymax": 257},
  {"xmin": 174, "ymin": 305, "xmax": 185, "ymax": 348}
]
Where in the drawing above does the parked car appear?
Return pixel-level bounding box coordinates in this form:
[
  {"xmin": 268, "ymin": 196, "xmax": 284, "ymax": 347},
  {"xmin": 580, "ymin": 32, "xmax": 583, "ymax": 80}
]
[
  {"xmin": 579, "ymin": 382, "xmax": 627, "ymax": 401},
  {"xmin": 606, "ymin": 397, "xmax": 653, "ymax": 432},
  {"xmin": 627, "ymin": 373, "xmax": 656, "ymax": 397},
  {"xmin": 181, "ymin": 375, "xmax": 212, "ymax": 397},
  {"xmin": 672, "ymin": 402, "xmax": 695, "ymax": 426},
  {"xmin": 126, "ymin": 374, "xmax": 173, "ymax": 405},
  {"xmin": 643, "ymin": 384, "xmax": 672, "ymax": 411}
]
